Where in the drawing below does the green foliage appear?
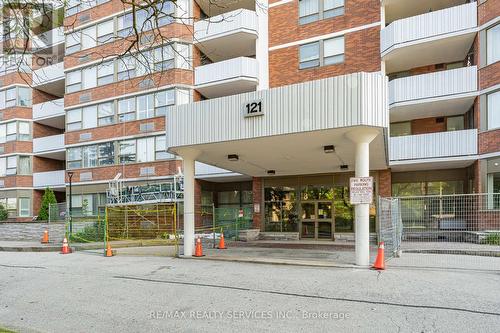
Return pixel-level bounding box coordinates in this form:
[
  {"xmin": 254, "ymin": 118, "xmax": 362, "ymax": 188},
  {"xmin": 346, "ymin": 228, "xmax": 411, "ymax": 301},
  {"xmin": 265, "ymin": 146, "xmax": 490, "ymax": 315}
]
[
  {"xmin": 69, "ymin": 222, "xmax": 105, "ymax": 243},
  {"xmin": 0, "ymin": 204, "xmax": 8, "ymax": 221},
  {"xmin": 38, "ymin": 188, "xmax": 57, "ymax": 221},
  {"xmin": 485, "ymin": 233, "xmax": 500, "ymax": 245}
]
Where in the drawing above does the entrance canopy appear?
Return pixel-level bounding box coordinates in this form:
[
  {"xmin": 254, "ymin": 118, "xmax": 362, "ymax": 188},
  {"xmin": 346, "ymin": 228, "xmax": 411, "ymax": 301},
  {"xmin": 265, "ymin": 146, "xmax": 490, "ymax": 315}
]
[{"xmin": 166, "ymin": 72, "xmax": 389, "ymax": 177}]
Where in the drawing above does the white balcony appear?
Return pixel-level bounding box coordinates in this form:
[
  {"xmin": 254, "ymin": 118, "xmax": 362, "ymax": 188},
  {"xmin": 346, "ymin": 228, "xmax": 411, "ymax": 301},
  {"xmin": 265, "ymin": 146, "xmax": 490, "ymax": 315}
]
[
  {"xmin": 32, "ymin": 61, "xmax": 65, "ymax": 97},
  {"xmin": 389, "ymin": 129, "xmax": 477, "ymax": 170},
  {"xmin": 33, "ymin": 98, "xmax": 65, "ymax": 129},
  {"xmin": 381, "ymin": 3, "xmax": 477, "ymax": 73},
  {"xmin": 32, "ymin": 27, "xmax": 65, "ymax": 50},
  {"xmin": 33, "ymin": 170, "xmax": 65, "ymax": 189},
  {"xmin": 389, "ymin": 66, "xmax": 477, "ymax": 122},
  {"xmin": 195, "ymin": 9, "xmax": 258, "ymax": 62},
  {"xmin": 195, "ymin": 56, "xmax": 259, "ymax": 98},
  {"xmin": 33, "ymin": 134, "xmax": 65, "ymax": 160},
  {"xmin": 195, "ymin": 162, "xmax": 248, "ymax": 181}
]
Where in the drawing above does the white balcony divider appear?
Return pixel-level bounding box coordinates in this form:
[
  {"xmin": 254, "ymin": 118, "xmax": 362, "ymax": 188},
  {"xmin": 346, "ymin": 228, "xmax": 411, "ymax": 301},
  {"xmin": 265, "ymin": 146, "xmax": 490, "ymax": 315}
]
[
  {"xmin": 381, "ymin": 3, "xmax": 477, "ymax": 54},
  {"xmin": 32, "ymin": 61, "xmax": 64, "ymax": 86},
  {"xmin": 32, "ymin": 27, "xmax": 65, "ymax": 49},
  {"xmin": 194, "ymin": 9, "xmax": 258, "ymax": 42},
  {"xmin": 33, "ymin": 170, "xmax": 65, "ymax": 188},
  {"xmin": 33, "ymin": 134, "xmax": 65, "ymax": 153},
  {"xmin": 195, "ymin": 56, "xmax": 259, "ymax": 86},
  {"xmin": 33, "ymin": 98, "xmax": 64, "ymax": 120},
  {"xmin": 389, "ymin": 129, "xmax": 477, "ymax": 161},
  {"xmin": 389, "ymin": 66, "xmax": 477, "ymax": 105}
]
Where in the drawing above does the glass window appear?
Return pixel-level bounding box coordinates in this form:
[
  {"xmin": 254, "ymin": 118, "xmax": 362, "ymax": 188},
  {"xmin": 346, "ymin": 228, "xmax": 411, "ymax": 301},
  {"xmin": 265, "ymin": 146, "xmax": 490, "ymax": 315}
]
[
  {"xmin": 154, "ymin": 45, "xmax": 174, "ymax": 71},
  {"xmin": 18, "ymin": 121, "xmax": 30, "ymax": 140},
  {"xmin": 324, "ymin": 0, "xmax": 344, "ymax": 19},
  {"xmin": 82, "ymin": 145, "xmax": 97, "ymax": 168},
  {"xmin": 299, "ymin": 0, "xmax": 319, "ymax": 25},
  {"xmin": 66, "ymin": 31, "xmax": 81, "ymax": 54},
  {"xmin": 66, "ymin": 71, "xmax": 82, "ymax": 93},
  {"xmin": 6, "ymin": 122, "xmax": 16, "ymax": 141},
  {"xmin": 5, "ymin": 88, "xmax": 16, "ymax": 107},
  {"xmin": 67, "ymin": 108, "xmax": 82, "ymax": 131},
  {"xmin": 154, "ymin": 90, "xmax": 174, "ymax": 116},
  {"xmin": 447, "ymin": 116, "xmax": 464, "ymax": 131},
  {"xmin": 0, "ymin": 124, "xmax": 5, "ymax": 143},
  {"xmin": 82, "ymin": 105, "xmax": 97, "ymax": 129},
  {"xmin": 6, "ymin": 156, "xmax": 16, "ymax": 175},
  {"xmin": 66, "ymin": 0, "xmax": 80, "ymax": 16},
  {"xmin": 488, "ymin": 91, "xmax": 500, "ymax": 130},
  {"xmin": 155, "ymin": 136, "xmax": 172, "ymax": 160},
  {"xmin": 98, "ymin": 142, "xmax": 114, "ymax": 165},
  {"xmin": 0, "ymin": 89, "xmax": 5, "ymax": 109},
  {"xmin": 97, "ymin": 61, "xmax": 114, "ymax": 86},
  {"xmin": 82, "ymin": 66, "xmax": 97, "ymax": 90},
  {"xmin": 81, "ymin": 25, "xmax": 97, "ymax": 50},
  {"xmin": 18, "ymin": 197, "xmax": 30, "ymax": 217},
  {"xmin": 137, "ymin": 137, "xmax": 155, "ymax": 163},
  {"xmin": 97, "ymin": 20, "xmax": 113, "ymax": 44},
  {"xmin": 117, "ymin": 13, "xmax": 134, "ymax": 37},
  {"xmin": 390, "ymin": 122, "xmax": 411, "ymax": 137},
  {"xmin": 323, "ymin": 36, "xmax": 344, "ymax": 65},
  {"xmin": 67, "ymin": 147, "xmax": 82, "ymax": 169},
  {"xmin": 487, "ymin": 24, "xmax": 500, "ymax": 65},
  {"xmin": 18, "ymin": 156, "xmax": 30, "ymax": 174},
  {"xmin": 0, "ymin": 158, "xmax": 5, "ymax": 176},
  {"xmin": 137, "ymin": 94, "xmax": 154, "ymax": 120},
  {"xmin": 176, "ymin": 43, "xmax": 191, "ymax": 69},
  {"xmin": 119, "ymin": 140, "xmax": 136, "ymax": 164},
  {"xmin": 98, "ymin": 102, "xmax": 114, "ymax": 126},
  {"xmin": 18, "ymin": 87, "xmax": 31, "ymax": 107},
  {"xmin": 117, "ymin": 56, "xmax": 136, "ymax": 81},
  {"xmin": 299, "ymin": 42, "xmax": 320, "ymax": 69},
  {"xmin": 157, "ymin": 2, "xmax": 175, "ymax": 26},
  {"xmin": 118, "ymin": 97, "xmax": 136, "ymax": 122}
]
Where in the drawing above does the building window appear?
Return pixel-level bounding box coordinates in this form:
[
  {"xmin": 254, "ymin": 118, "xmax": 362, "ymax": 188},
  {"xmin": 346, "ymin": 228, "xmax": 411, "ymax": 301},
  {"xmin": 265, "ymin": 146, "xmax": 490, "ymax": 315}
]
[
  {"xmin": 66, "ymin": 71, "xmax": 82, "ymax": 93},
  {"xmin": 97, "ymin": 61, "xmax": 114, "ymax": 86},
  {"xmin": 299, "ymin": 36, "xmax": 344, "ymax": 69},
  {"xmin": 5, "ymin": 88, "xmax": 16, "ymax": 108},
  {"xmin": 81, "ymin": 25, "xmax": 97, "ymax": 50},
  {"xmin": 154, "ymin": 90, "xmax": 175, "ymax": 116},
  {"xmin": 82, "ymin": 105, "xmax": 98, "ymax": 129},
  {"xmin": 98, "ymin": 102, "xmax": 114, "ymax": 126},
  {"xmin": 119, "ymin": 140, "xmax": 136, "ymax": 164},
  {"xmin": 18, "ymin": 197, "xmax": 30, "ymax": 217},
  {"xmin": 117, "ymin": 56, "xmax": 136, "ymax": 81},
  {"xmin": 153, "ymin": 45, "xmax": 174, "ymax": 71},
  {"xmin": 390, "ymin": 122, "xmax": 411, "ymax": 137},
  {"xmin": 65, "ymin": 0, "xmax": 111, "ymax": 17},
  {"xmin": 137, "ymin": 137, "xmax": 155, "ymax": 163},
  {"xmin": 118, "ymin": 97, "xmax": 136, "ymax": 122},
  {"xmin": 67, "ymin": 108, "xmax": 82, "ymax": 131},
  {"xmin": 446, "ymin": 116, "xmax": 464, "ymax": 131},
  {"xmin": 98, "ymin": 142, "xmax": 115, "ymax": 166},
  {"xmin": 299, "ymin": 0, "xmax": 344, "ymax": 25},
  {"xmin": 6, "ymin": 156, "xmax": 16, "ymax": 175},
  {"xmin": 18, "ymin": 156, "xmax": 31, "ymax": 174},
  {"xmin": 6, "ymin": 122, "xmax": 16, "ymax": 141},
  {"xmin": 67, "ymin": 147, "xmax": 82, "ymax": 169},
  {"xmin": 137, "ymin": 94, "xmax": 155, "ymax": 120},
  {"xmin": 487, "ymin": 24, "xmax": 500, "ymax": 65},
  {"xmin": 155, "ymin": 136, "xmax": 172, "ymax": 160},
  {"xmin": 97, "ymin": 20, "xmax": 114, "ymax": 45},
  {"xmin": 488, "ymin": 91, "xmax": 500, "ymax": 130},
  {"xmin": 117, "ymin": 13, "xmax": 134, "ymax": 37},
  {"xmin": 0, "ymin": 121, "xmax": 31, "ymax": 143}
]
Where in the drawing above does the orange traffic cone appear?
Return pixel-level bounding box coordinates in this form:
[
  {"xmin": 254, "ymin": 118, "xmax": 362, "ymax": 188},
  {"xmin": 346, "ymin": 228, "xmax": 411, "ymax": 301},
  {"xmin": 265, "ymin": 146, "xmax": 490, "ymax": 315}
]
[
  {"xmin": 372, "ymin": 242, "xmax": 385, "ymax": 270},
  {"xmin": 105, "ymin": 243, "xmax": 113, "ymax": 257},
  {"xmin": 194, "ymin": 237, "xmax": 204, "ymax": 257},
  {"xmin": 60, "ymin": 237, "xmax": 71, "ymax": 254},
  {"xmin": 217, "ymin": 233, "xmax": 227, "ymax": 250},
  {"xmin": 41, "ymin": 230, "xmax": 49, "ymax": 244}
]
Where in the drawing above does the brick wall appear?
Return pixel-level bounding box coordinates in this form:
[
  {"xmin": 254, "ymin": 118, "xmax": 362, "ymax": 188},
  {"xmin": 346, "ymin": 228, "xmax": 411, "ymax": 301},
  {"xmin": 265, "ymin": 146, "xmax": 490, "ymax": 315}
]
[
  {"xmin": 479, "ymin": 129, "xmax": 500, "ymax": 154},
  {"xmin": 269, "ymin": 26, "xmax": 381, "ymax": 87},
  {"xmin": 64, "ymin": 0, "xmax": 127, "ymax": 29},
  {"xmin": 33, "ymin": 123, "xmax": 64, "ymax": 139},
  {"xmin": 378, "ymin": 170, "xmax": 391, "ymax": 197},
  {"xmin": 65, "ymin": 117, "xmax": 165, "ymax": 145},
  {"xmin": 411, "ymin": 117, "xmax": 446, "ymax": 135},
  {"xmin": 32, "ymin": 89, "xmax": 60, "ymax": 105},
  {"xmin": 2, "ymin": 175, "xmax": 33, "ymax": 187},
  {"xmin": 33, "ymin": 156, "xmax": 65, "ymax": 173},
  {"xmin": 0, "ymin": 141, "xmax": 32, "ymax": 155},
  {"xmin": 252, "ymin": 177, "xmax": 262, "ymax": 230},
  {"xmin": 478, "ymin": 0, "xmax": 500, "ymax": 26},
  {"xmin": 479, "ymin": 61, "xmax": 500, "ymax": 90},
  {"xmin": 0, "ymin": 107, "xmax": 32, "ymax": 121},
  {"xmin": 0, "ymin": 72, "xmax": 31, "ymax": 87}
]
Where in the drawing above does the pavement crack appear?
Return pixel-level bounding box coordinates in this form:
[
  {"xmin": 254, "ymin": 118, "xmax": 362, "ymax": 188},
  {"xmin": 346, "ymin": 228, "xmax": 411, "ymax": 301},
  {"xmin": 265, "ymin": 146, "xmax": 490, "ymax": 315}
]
[
  {"xmin": 0, "ymin": 264, "xmax": 47, "ymax": 269},
  {"xmin": 113, "ymin": 275, "xmax": 500, "ymax": 317}
]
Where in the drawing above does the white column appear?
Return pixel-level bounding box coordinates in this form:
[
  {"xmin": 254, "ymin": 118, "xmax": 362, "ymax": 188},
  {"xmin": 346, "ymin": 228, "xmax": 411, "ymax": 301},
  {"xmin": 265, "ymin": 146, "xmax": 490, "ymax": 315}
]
[
  {"xmin": 346, "ymin": 128, "xmax": 379, "ymax": 266},
  {"xmin": 255, "ymin": 0, "xmax": 269, "ymax": 90},
  {"xmin": 179, "ymin": 149, "xmax": 199, "ymax": 257}
]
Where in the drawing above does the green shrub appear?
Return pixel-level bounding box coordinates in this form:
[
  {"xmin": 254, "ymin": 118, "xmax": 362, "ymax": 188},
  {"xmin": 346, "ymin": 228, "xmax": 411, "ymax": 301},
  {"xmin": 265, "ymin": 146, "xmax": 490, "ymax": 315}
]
[
  {"xmin": 38, "ymin": 188, "xmax": 57, "ymax": 221},
  {"xmin": 485, "ymin": 233, "xmax": 500, "ymax": 245},
  {"xmin": 0, "ymin": 204, "xmax": 8, "ymax": 221},
  {"xmin": 69, "ymin": 222, "xmax": 105, "ymax": 243}
]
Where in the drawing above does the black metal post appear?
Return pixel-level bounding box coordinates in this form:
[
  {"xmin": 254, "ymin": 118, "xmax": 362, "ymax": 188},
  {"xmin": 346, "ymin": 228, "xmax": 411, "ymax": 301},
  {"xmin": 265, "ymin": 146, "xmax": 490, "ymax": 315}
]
[{"xmin": 67, "ymin": 171, "xmax": 74, "ymax": 235}]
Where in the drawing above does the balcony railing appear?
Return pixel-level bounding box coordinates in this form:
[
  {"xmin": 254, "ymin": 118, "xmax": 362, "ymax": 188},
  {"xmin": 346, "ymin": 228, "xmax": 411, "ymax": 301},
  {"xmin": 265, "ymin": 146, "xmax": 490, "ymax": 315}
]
[
  {"xmin": 196, "ymin": 56, "xmax": 258, "ymax": 86},
  {"xmin": 389, "ymin": 66, "xmax": 477, "ymax": 105},
  {"xmin": 33, "ymin": 134, "xmax": 65, "ymax": 154},
  {"xmin": 32, "ymin": 61, "xmax": 64, "ymax": 86},
  {"xmin": 33, "ymin": 98, "xmax": 64, "ymax": 120},
  {"xmin": 33, "ymin": 170, "xmax": 65, "ymax": 188},
  {"xmin": 389, "ymin": 129, "xmax": 477, "ymax": 161},
  {"xmin": 194, "ymin": 9, "xmax": 258, "ymax": 42},
  {"xmin": 381, "ymin": 3, "xmax": 477, "ymax": 55}
]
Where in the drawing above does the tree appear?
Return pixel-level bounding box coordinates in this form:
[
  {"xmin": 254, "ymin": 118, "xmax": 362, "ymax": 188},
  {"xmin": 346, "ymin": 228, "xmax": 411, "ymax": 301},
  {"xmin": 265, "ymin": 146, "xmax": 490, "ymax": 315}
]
[
  {"xmin": 0, "ymin": 204, "xmax": 8, "ymax": 221},
  {"xmin": 38, "ymin": 187, "xmax": 57, "ymax": 221}
]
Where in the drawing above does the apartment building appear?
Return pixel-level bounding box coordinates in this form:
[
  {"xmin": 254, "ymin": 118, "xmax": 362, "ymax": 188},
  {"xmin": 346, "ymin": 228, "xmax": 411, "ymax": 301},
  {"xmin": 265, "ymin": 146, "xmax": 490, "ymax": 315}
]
[{"xmin": 0, "ymin": 0, "xmax": 498, "ymax": 260}]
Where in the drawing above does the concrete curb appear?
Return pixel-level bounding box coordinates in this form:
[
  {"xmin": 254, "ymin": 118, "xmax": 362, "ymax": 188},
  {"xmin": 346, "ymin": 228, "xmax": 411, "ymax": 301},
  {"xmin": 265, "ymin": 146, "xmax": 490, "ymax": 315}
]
[
  {"xmin": 0, "ymin": 245, "xmax": 74, "ymax": 253},
  {"xmin": 403, "ymin": 249, "xmax": 500, "ymax": 257}
]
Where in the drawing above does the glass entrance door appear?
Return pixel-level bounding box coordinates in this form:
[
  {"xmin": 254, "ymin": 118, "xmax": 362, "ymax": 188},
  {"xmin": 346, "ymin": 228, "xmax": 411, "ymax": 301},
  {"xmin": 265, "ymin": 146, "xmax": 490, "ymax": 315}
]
[{"xmin": 300, "ymin": 201, "xmax": 333, "ymax": 240}]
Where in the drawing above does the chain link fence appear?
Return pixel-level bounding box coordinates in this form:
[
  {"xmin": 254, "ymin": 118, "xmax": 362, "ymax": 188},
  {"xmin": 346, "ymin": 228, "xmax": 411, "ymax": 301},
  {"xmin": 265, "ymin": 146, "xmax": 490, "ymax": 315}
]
[{"xmin": 378, "ymin": 197, "xmax": 403, "ymax": 260}]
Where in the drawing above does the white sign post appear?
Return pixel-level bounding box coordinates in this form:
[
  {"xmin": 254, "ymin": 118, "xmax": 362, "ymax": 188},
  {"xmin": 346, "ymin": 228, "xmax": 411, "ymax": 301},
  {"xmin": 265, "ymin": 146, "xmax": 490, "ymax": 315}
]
[{"xmin": 350, "ymin": 177, "xmax": 373, "ymax": 204}]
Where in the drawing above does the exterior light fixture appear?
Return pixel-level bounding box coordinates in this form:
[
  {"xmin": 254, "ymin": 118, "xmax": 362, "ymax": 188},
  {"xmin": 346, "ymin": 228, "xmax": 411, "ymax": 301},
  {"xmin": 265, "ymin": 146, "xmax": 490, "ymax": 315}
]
[
  {"xmin": 227, "ymin": 154, "xmax": 239, "ymax": 161},
  {"xmin": 267, "ymin": 170, "xmax": 276, "ymax": 175},
  {"xmin": 323, "ymin": 145, "xmax": 335, "ymax": 153},
  {"xmin": 340, "ymin": 165, "xmax": 348, "ymax": 170}
]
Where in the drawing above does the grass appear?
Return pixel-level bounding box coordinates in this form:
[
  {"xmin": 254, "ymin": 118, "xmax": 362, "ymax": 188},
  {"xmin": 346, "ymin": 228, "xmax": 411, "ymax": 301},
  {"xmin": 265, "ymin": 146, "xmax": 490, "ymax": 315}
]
[
  {"xmin": 0, "ymin": 326, "xmax": 16, "ymax": 333},
  {"xmin": 484, "ymin": 233, "xmax": 500, "ymax": 245}
]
